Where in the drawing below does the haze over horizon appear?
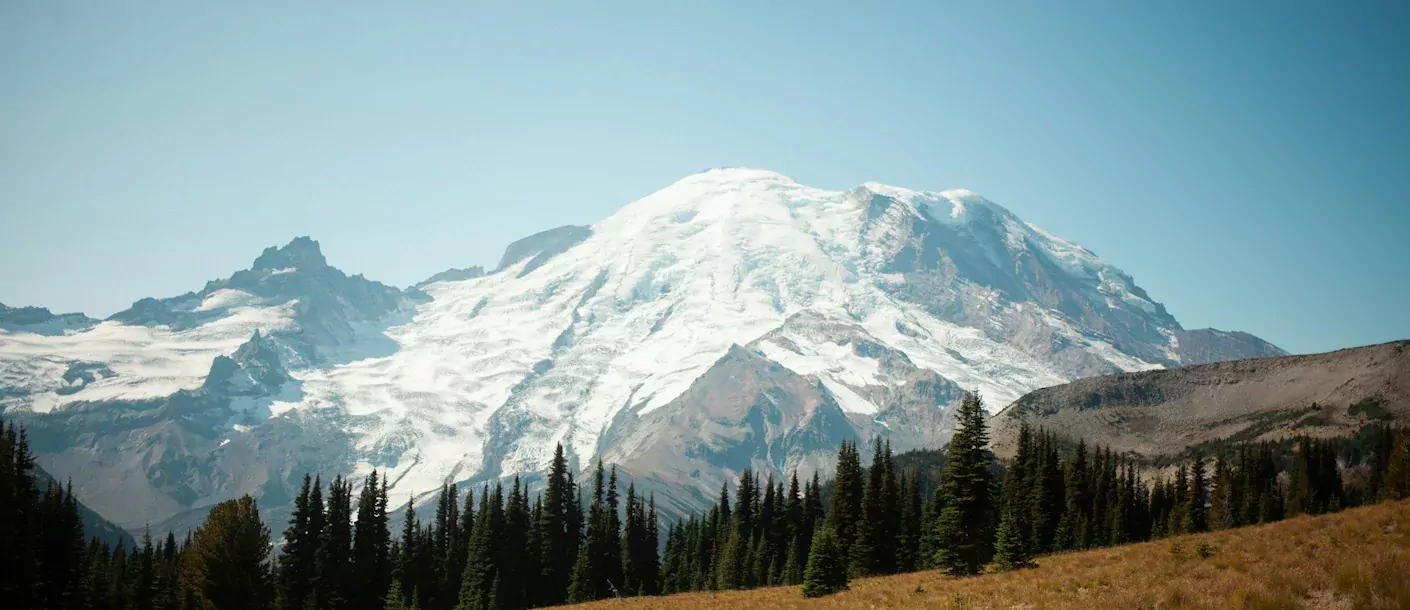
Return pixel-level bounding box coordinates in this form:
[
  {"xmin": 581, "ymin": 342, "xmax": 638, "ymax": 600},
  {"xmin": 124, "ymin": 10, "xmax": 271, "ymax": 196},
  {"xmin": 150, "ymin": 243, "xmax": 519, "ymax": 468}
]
[{"xmin": 3, "ymin": 1, "xmax": 1408, "ymax": 355}]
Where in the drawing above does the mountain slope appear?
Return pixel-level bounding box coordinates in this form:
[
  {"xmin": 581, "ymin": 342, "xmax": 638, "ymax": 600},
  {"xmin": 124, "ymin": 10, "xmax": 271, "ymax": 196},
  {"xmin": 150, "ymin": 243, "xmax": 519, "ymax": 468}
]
[
  {"xmin": 990, "ymin": 340, "xmax": 1410, "ymax": 459},
  {"xmin": 0, "ymin": 167, "xmax": 1283, "ymax": 529},
  {"xmin": 563, "ymin": 499, "xmax": 1410, "ymax": 609},
  {"xmin": 34, "ymin": 465, "xmax": 138, "ymax": 549}
]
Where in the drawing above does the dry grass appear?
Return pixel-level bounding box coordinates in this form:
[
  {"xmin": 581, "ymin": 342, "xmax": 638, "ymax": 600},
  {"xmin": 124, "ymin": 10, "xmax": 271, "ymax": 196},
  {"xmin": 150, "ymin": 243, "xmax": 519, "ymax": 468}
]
[{"xmin": 566, "ymin": 500, "xmax": 1410, "ymax": 609}]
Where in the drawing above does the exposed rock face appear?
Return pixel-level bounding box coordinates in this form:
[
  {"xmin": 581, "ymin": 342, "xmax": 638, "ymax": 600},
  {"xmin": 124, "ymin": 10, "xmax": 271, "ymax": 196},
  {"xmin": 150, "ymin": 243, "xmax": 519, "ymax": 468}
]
[
  {"xmin": 34, "ymin": 464, "xmax": 135, "ymax": 549},
  {"xmin": 415, "ymin": 266, "xmax": 486, "ymax": 289},
  {"xmin": 1172, "ymin": 328, "xmax": 1288, "ymax": 365},
  {"xmin": 105, "ymin": 237, "xmax": 414, "ymax": 365},
  {"xmin": 990, "ymin": 340, "xmax": 1410, "ymax": 460},
  {"xmin": 494, "ymin": 225, "xmax": 592, "ymax": 276},
  {"xmin": 18, "ymin": 330, "xmax": 342, "ymax": 534},
  {"xmin": 0, "ymin": 302, "xmax": 97, "ymax": 335}
]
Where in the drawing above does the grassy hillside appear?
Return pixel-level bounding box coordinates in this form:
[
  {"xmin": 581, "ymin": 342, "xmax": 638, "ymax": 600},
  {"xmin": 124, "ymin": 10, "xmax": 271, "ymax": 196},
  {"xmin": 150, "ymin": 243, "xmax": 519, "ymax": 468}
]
[{"xmin": 567, "ymin": 499, "xmax": 1410, "ymax": 609}]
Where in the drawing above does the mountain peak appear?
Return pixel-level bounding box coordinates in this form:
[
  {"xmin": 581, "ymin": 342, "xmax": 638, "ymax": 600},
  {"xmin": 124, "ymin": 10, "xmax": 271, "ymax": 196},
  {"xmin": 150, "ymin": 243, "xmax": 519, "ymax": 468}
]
[{"xmin": 252, "ymin": 236, "xmax": 327, "ymax": 271}]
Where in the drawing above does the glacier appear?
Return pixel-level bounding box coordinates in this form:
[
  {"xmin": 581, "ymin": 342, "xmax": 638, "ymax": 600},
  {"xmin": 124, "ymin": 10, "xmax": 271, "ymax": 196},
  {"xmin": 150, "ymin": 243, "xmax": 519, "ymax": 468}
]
[{"xmin": 0, "ymin": 167, "xmax": 1282, "ymax": 531}]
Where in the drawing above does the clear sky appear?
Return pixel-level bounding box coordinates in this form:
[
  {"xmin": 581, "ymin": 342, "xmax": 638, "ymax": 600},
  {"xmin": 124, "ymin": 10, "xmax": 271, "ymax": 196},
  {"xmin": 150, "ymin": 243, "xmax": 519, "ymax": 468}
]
[{"xmin": 2, "ymin": 1, "xmax": 1407, "ymax": 355}]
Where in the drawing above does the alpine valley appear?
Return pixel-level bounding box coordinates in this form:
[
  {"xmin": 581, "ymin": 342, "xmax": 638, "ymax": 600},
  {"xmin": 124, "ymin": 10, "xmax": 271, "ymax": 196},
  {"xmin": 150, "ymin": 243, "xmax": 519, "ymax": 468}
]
[{"xmin": 0, "ymin": 168, "xmax": 1287, "ymax": 536}]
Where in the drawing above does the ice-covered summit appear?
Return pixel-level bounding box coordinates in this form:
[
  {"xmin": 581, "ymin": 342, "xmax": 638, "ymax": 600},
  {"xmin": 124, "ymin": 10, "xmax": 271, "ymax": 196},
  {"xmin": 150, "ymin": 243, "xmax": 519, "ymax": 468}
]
[{"xmin": 0, "ymin": 169, "xmax": 1282, "ymax": 531}]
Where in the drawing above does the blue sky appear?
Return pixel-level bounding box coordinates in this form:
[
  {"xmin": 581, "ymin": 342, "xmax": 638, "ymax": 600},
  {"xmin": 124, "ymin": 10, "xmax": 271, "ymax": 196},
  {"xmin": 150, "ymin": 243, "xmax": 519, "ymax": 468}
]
[{"xmin": 2, "ymin": 1, "xmax": 1407, "ymax": 354}]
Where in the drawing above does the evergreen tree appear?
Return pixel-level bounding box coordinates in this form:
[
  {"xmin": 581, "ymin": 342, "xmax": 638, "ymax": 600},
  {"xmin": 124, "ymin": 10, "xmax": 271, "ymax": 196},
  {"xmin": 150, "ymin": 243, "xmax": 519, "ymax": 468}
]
[
  {"xmin": 351, "ymin": 471, "xmax": 392, "ymax": 610},
  {"xmin": 394, "ymin": 499, "xmax": 418, "ymax": 605},
  {"xmin": 383, "ymin": 580, "xmax": 407, "ymax": 610},
  {"xmin": 896, "ymin": 472, "xmax": 923, "ymax": 573},
  {"xmin": 992, "ymin": 499, "xmax": 1034, "ymax": 571},
  {"xmin": 824, "ymin": 441, "xmax": 864, "ymax": 554},
  {"xmin": 1053, "ymin": 440, "xmax": 1088, "ymax": 550},
  {"xmin": 535, "ymin": 444, "xmax": 575, "ymax": 606},
  {"xmin": 928, "ymin": 392, "xmax": 996, "ymax": 575},
  {"xmin": 800, "ymin": 528, "xmax": 848, "ymax": 598},
  {"xmin": 569, "ymin": 461, "xmax": 619, "ymax": 602},
  {"xmin": 311, "ymin": 474, "xmax": 354, "ymax": 610},
  {"xmin": 1182, "ymin": 452, "xmax": 1208, "ymax": 533},
  {"xmin": 184, "ymin": 495, "xmax": 273, "ymax": 610},
  {"xmin": 1209, "ymin": 454, "xmax": 1232, "ymax": 530},
  {"xmin": 499, "ymin": 478, "xmax": 533, "ymax": 608},
  {"xmin": 277, "ymin": 475, "xmax": 316, "ymax": 610},
  {"xmin": 849, "ymin": 441, "xmax": 884, "ymax": 576},
  {"xmin": 456, "ymin": 482, "xmax": 503, "ymax": 610},
  {"xmin": 1383, "ymin": 429, "xmax": 1410, "ymax": 501},
  {"xmin": 1028, "ymin": 430, "xmax": 1064, "ymax": 553}
]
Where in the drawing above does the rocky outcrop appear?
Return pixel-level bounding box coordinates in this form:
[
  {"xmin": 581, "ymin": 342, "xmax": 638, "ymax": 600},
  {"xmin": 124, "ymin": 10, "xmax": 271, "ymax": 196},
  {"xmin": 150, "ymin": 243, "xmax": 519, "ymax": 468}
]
[
  {"xmin": 1173, "ymin": 328, "xmax": 1288, "ymax": 365},
  {"xmin": 494, "ymin": 225, "xmax": 592, "ymax": 276},
  {"xmin": 0, "ymin": 302, "xmax": 97, "ymax": 335},
  {"xmin": 990, "ymin": 340, "xmax": 1410, "ymax": 460}
]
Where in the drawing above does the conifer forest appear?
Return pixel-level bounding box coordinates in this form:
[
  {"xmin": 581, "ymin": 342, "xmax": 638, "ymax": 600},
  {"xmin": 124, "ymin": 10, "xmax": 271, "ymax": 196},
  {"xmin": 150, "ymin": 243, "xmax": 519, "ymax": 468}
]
[{"xmin": 5, "ymin": 392, "xmax": 1410, "ymax": 609}]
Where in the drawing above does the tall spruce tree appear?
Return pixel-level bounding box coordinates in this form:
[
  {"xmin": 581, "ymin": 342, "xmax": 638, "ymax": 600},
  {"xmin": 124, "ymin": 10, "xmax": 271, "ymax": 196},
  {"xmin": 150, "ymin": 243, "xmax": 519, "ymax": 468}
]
[
  {"xmin": 456, "ymin": 482, "xmax": 503, "ymax": 610},
  {"xmin": 928, "ymin": 392, "xmax": 995, "ymax": 575},
  {"xmin": 535, "ymin": 444, "xmax": 575, "ymax": 606},
  {"xmin": 800, "ymin": 527, "xmax": 848, "ymax": 598},
  {"xmin": 351, "ymin": 471, "xmax": 392, "ymax": 610},
  {"xmin": 277, "ymin": 475, "xmax": 317, "ymax": 610},
  {"xmin": 824, "ymin": 441, "xmax": 864, "ymax": 554},
  {"xmin": 568, "ymin": 461, "xmax": 617, "ymax": 602},
  {"xmin": 185, "ymin": 495, "xmax": 273, "ymax": 610}
]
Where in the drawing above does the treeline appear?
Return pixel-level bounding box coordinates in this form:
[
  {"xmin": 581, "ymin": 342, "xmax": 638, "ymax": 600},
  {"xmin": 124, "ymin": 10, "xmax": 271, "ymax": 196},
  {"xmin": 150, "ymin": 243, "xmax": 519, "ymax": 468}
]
[
  {"xmin": 658, "ymin": 400, "xmax": 1410, "ymax": 595},
  {"xmin": 275, "ymin": 444, "xmax": 663, "ymax": 610},
  {"xmin": 7, "ymin": 405, "xmax": 1410, "ymax": 609}
]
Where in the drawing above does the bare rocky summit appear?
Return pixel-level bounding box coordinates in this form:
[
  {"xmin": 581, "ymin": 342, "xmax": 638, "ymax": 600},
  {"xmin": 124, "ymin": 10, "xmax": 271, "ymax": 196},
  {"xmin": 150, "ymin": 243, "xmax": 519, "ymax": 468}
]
[{"xmin": 990, "ymin": 340, "xmax": 1410, "ymax": 460}]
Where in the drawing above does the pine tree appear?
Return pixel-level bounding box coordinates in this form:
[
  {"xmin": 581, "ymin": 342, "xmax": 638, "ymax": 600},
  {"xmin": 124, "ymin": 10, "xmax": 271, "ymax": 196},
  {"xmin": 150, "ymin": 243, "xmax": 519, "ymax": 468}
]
[
  {"xmin": 431, "ymin": 482, "xmax": 460, "ymax": 610},
  {"xmin": 352, "ymin": 471, "xmax": 392, "ymax": 610},
  {"xmin": 896, "ymin": 472, "xmax": 923, "ymax": 573},
  {"xmin": 1182, "ymin": 452, "xmax": 1208, "ymax": 533},
  {"xmin": 1028, "ymin": 430, "xmax": 1064, "ymax": 553},
  {"xmin": 1209, "ymin": 454, "xmax": 1233, "ymax": 530},
  {"xmin": 605, "ymin": 466, "xmax": 623, "ymax": 594},
  {"xmin": 1053, "ymin": 440, "xmax": 1086, "ymax": 550},
  {"xmin": 800, "ymin": 527, "xmax": 848, "ymax": 598},
  {"xmin": 929, "ymin": 392, "xmax": 996, "ymax": 575},
  {"xmin": 383, "ymin": 580, "xmax": 408, "ymax": 610},
  {"xmin": 992, "ymin": 499, "xmax": 1034, "ymax": 571},
  {"xmin": 394, "ymin": 499, "xmax": 418, "ymax": 605},
  {"xmin": 569, "ymin": 461, "xmax": 618, "ymax": 602},
  {"xmin": 456, "ymin": 483, "xmax": 503, "ymax": 610},
  {"xmin": 277, "ymin": 474, "xmax": 316, "ymax": 610},
  {"xmin": 994, "ymin": 426, "xmax": 1035, "ymax": 571},
  {"xmin": 1383, "ymin": 429, "xmax": 1410, "ymax": 501},
  {"xmin": 311, "ymin": 474, "xmax": 354, "ymax": 610},
  {"xmin": 184, "ymin": 495, "xmax": 273, "ymax": 609},
  {"xmin": 499, "ymin": 478, "xmax": 533, "ymax": 608},
  {"xmin": 824, "ymin": 441, "xmax": 864, "ymax": 554},
  {"xmin": 535, "ymin": 444, "xmax": 575, "ymax": 606},
  {"xmin": 849, "ymin": 441, "xmax": 884, "ymax": 576}
]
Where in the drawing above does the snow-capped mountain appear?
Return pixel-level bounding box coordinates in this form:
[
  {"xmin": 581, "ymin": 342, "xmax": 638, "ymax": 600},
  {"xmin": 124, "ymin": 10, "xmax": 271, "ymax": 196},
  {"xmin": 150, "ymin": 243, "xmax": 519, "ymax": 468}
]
[{"xmin": 0, "ymin": 167, "xmax": 1282, "ymax": 531}]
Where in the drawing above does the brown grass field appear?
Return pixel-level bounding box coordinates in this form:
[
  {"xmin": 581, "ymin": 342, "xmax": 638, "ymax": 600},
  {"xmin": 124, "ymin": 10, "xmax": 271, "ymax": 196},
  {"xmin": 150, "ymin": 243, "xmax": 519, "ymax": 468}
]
[{"xmin": 567, "ymin": 499, "xmax": 1410, "ymax": 609}]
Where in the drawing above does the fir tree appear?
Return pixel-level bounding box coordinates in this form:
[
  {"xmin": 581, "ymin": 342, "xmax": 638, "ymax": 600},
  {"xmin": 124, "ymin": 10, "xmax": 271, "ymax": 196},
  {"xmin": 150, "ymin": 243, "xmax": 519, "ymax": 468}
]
[
  {"xmin": 824, "ymin": 441, "xmax": 864, "ymax": 554},
  {"xmin": 277, "ymin": 474, "xmax": 316, "ymax": 610},
  {"xmin": 929, "ymin": 392, "xmax": 996, "ymax": 575},
  {"xmin": 383, "ymin": 580, "xmax": 408, "ymax": 610},
  {"xmin": 1383, "ymin": 429, "xmax": 1410, "ymax": 501},
  {"xmin": 992, "ymin": 500, "xmax": 1034, "ymax": 571},
  {"xmin": 535, "ymin": 444, "xmax": 575, "ymax": 606},
  {"xmin": 185, "ymin": 495, "xmax": 273, "ymax": 610},
  {"xmin": 351, "ymin": 471, "xmax": 392, "ymax": 610},
  {"xmin": 800, "ymin": 527, "xmax": 848, "ymax": 598},
  {"xmin": 1182, "ymin": 452, "xmax": 1208, "ymax": 533},
  {"xmin": 456, "ymin": 483, "xmax": 503, "ymax": 610},
  {"xmin": 569, "ymin": 461, "xmax": 618, "ymax": 602}
]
